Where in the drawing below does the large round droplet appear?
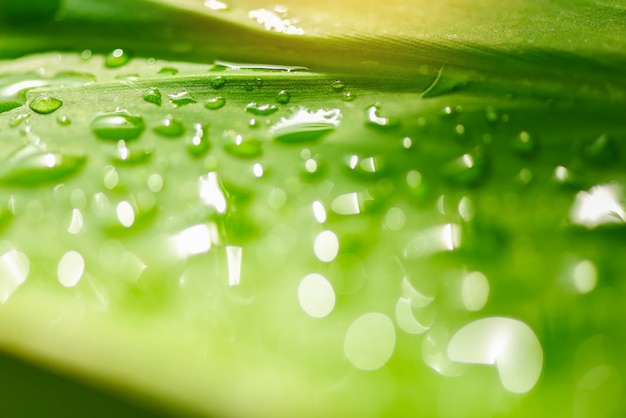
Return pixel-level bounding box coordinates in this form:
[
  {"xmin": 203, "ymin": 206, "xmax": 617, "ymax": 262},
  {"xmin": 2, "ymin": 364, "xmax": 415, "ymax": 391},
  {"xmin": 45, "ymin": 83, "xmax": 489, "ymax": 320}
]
[
  {"xmin": 298, "ymin": 273, "xmax": 335, "ymax": 318},
  {"xmin": 168, "ymin": 91, "xmax": 197, "ymax": 107},
  {"xmin": 344, "ymin": 312, "xmax": 396, "ymax": 370},
  {"xmin": 57, "ymin": 250, "xmax": 85, "ymax": 288},
  {"xmin": 29, "ymin": 94, "xmax": 63, "ymax": 114},
  {"xmin": 270, "ymin": 107, "xmax": 341, "ymax": 143},
  {"xmin": 91, "ymin": 110, "xmax": 145, "ymax": 141}
]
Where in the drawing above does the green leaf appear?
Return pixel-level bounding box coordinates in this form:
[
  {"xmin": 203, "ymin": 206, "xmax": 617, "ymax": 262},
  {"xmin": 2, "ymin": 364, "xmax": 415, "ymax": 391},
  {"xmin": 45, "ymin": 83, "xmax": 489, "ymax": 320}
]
[{"xmin": 0, "ymin": 1, "xmax": 625, "ymax": 418}]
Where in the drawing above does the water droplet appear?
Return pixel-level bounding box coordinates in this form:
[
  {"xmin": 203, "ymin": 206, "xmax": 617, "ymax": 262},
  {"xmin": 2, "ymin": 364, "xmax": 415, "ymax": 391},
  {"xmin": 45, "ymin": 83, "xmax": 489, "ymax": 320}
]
[
  {"xmin": 29, "ymin": 94, "xmax": 62, "ymax": 114},
  {"xmin": 298, "ymin": 273, "xmax": 335, "ymax": 318},
  {"xmin": 154, "ymin": 116, "xmax": 185, "ymax": 137},
  {"xmin": 222, "ymin": 130, "xmax": 262, "ymax": 158},
  {"xmin": 103, "ymin": 166, "xmax": 119, "ymax": 190},
  {"xmin": 402, "ymin": 137, "xmax": 413, "ymax": 149},
  {"xmin": 168, "ymin": 90, "xmax": 197, "ymax": 107},
  {"xmin": 270, "ymin": 107, "xmax": 341, "ymax": 143},
  {"xmin": 344, "ymin": 312, "xmax": 396, "ymax": 370},
  {"xmin": 188, "ymin": 123, "xmax": 210, "ymax": 157},
  {"xmin": 276, "ymin": 90, "xmax": 290, "ymax": 104},
  {"xmin": 56, "ymin": 115, "xmax": 71, "ymax": 126},
  {"xmin": 91, "ymin": 110, "xmax": 145, "ymax": 141},
  {"xmin": 112, "ymin": 140, "xmax": 152, "ymax": 165},
  {"xmin": 105, "ymin": 48, "xmax": 131, "ymax": 68},
  {"xmin": 68, "ymin": 208, "xmax": 84, "ymax": 234},
  {"xmin": 572, "ymin": 259, "xmax": 597, "ymax": 294},
  {"xmin": 301, "ymin": 156, "xmax": 327, "ymax": 180},
  {"xmin": 1, "ymin": 72, "xmax": 93, "ymax": 113},
  {"xmin": 366, "ymin": 105, "xmax": 398, "ymax": 129},
  {"xmin": 346, "ymin": 155, "xmax": 388, "ymax": 178},
  {"xmin": 331, "ymin": 80, "xmax": 345, "ymax": 91},
  {"xmin": 0, "ymin": 249, "xmax": 30, "ymax": 304},
  {"xmin": 443, "ymin": 149, "xmax": 487, "ymax": 186},
  {"xmin": 115, "ymin": 74, "xmax": 140, "ymax": 81},
  {"xmin": 455, "ymin": 124, "xmax": 466, "ymax": 135},
  {"xmin": 485, "ymin": 106, "xmax": 499, "ymax": 122},
  {"xmin": 314, "ymin": 230, "xmax": 339, "ymax": 262},
  {"xmin": 0, "ymin": 145, "xmax": 85, "ymax": 186},
  {"xmin": 461, "ymin": 271, "xmax": 490, "ymax": 311},
  {"xmin": 205, "ymin": 96, "xmax": 226, "ymax": 110},
  {"xmin": 57, "ymin": 250, "xmax": 85, "ymax": 288},
  {"xmin": 553, "ymin": 165, "xmax": 578, "ymax": 186},
  {"xmin": 147, "ymin": 173, "xmax": 163, "ymax": 193},
  {"xmin": 331, "ymin": 192, "xmax": 360, "ymax": 215},
  {"xmin": 384, "ymin": 206, "xmax": 406, "ymax": 231},
  {"xmin": 312, "ymin": 201, "xmax": 326, "ymax": 223},
  {"xmin": 512, "ymin": 131, "xmax": 537, "ymax": 156},
  {"xmin": 516, "ymin": 168, "xmax": 533, "ymax": 185},
  {"xmin": 341, "ymin": 92, "xmax": 356, "ymax": 102},
  {"xmin": 245, "ymin": 102, "xmax": 278, "ymax": 116},
  {"xmin": 9, "ymin": 113, "xmax": 29, "ymax": 127},
  {"xmin": 210, "ymin": 76, "xmax": 226, "ymax": 89},
  {"xmin": 582, "ymin": 134, "xmax": 619, "ymax": 164},
  {"xmin": 404, "ymin": 223, "xmax": 461, "ymax": 258},
  {"xmin": 142, "ymin": 87, "xmax": 162, "ymax": 106},
  {"xmin": 116, "ymin": 200, "xmax": 135, "ymax": 228},
  {"xmin": 252, "ymin": 163, "xmax": 264, "ymax": 178},
  {"xmin": 447, "ymin": 317, "xmax": 543, "ymax": 393},
  {"xmin": 172, "ymin": 224, "xmax": 212, "ymax": 258},
  {"xmin": 157, "ymin": 67, "xmax": 178, "ymax": 75}
]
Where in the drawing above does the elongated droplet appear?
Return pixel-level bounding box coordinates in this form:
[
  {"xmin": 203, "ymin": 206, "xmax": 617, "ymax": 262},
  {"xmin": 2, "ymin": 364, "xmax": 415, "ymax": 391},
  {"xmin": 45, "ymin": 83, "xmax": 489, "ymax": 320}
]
[
  {"xmin": 29, "ymin": 94, "xmax": 63, "ymax": 114},
  {"xmin": 158, "ymin": 67, "xmax": 178, "ymax": 75},
  {"xmin": 270, "ymin": 107, "xmax": 341, "ymax": 143},
  {"xmin": 0, "ymin": 145, "xmax": 85, "ymax": 186},
  {"xmin": 246, "ymin": 102, "xmax": 278, "ymax": 116},
  {"xmin": 168, "ymin": 91, "xmax": 197, "ymax": 106},
  {"xmin": 91, "ymin": 110, "xmax": 145, "ymax": 141},
  {"xmin": 331, "ymin": 80, "xmax": 345, "ymax": 91},
  {"xmin": 210, "ymin": 77, "xmax": 226, "ymax": 89},
  {"xmin": 142, "ymin": 87, "xmax": 162, "ymax": 106},
  {"xmin": 154, "ymin": 116, "xmax": 185, "ymax": 137},
  {"xmin": 205, "ymin": 97, "xmax": 226, "ymax": 110}
]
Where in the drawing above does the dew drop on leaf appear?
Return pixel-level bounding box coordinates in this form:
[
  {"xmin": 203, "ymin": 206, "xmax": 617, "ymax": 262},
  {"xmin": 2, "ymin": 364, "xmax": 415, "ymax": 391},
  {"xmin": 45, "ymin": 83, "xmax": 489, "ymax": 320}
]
[
  {"xmin": 29, "ymin": 94, "xmax": 63, "ymax": 114},
  {"xmin": 142, "ymin": 87, "xmax": 162, "ymax": 106},
  {"xmin": 91, "ymin": 110, "xmax": 145, "ymax": 141},
  {"xmin": 105, "ymin": 48, "xmax": 131, "ymax": 68},
  {"xmin": 270, "ymin": 107, "xmax": 341, "ymax": 143},
  {"xmin": 444, "ymin": 149, "xmax": 487, "ymax": 186},
  {"xmin": 276, "ymin": 90, "xmax": 290, "ymax": 104},
  {"xmin": 331, "ymin": 80, "xmax": 346, "ymax": 91},
  {"xmin": 485, "ymin": 106, "xmax": 499, "ymax": 122},
  {"xmin": 0, "ymin": 145, "xmax": 86, "ymax": 186},
  {"xmin": 56, "ymin": 115, "xmax": 71, "ymax": 126},
  {"xmin": 188, "ymin": 124, "xmax": 210, "ymax": 158},
  {"xmin": 111, "ymin": 140, "xmax": 152, "ymax": 165},
  {"xmin": 342, "ymin": 92, "xmax": 356, "ymax": 102},
  {"xmin": 168, "ymin": 91, "xmax": 197, "ymax": 107},
  {"xmin": 223, "ymin": 130, "xmax": 262, "ymax": 158},
  {"xmin": 245, "ymin": 102, "xmax": 278, "ymax": 116},
  {"xmin": 512, "ymin": 131, "xmax": 537, "ymax": 156},
  {"xmin": 157, "ymin": 67, "xmax": 178, "ymax": 75},
  {"xmin": 210, "ymin": 76, "xmax": 226, "ymax": 89},
  {"xmin": 154, "ymin": 116, "xmax": 185, "ymax": 137},
  {"xmin": 9, "ymin": 113, "xmax": 29, "ymax": 128},
  {"xmin": 366, "ymin": 105, "xmax": 398, "ymax": 129},
  {"xmin": 205, "ymin": 96, "xmax": 226, "ymax": 110}
]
